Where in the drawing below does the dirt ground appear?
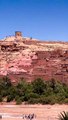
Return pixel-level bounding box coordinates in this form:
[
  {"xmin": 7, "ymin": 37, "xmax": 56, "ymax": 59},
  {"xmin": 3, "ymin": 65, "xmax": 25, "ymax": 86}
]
[{"xmin": 0, "ymin": 104, "xmax": 68, "ymax": 120}]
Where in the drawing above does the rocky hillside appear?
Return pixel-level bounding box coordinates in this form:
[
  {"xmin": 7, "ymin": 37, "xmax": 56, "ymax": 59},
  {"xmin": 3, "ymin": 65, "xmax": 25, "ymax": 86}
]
[{"xmin": 0, "ymin": 32, "xmax": 68, "ymax": 83}]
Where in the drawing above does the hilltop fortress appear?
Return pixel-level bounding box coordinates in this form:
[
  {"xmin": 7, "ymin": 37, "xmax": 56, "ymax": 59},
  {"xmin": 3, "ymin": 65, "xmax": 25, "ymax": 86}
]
[
  {"xmin": 0, "ymin": 31, "xmax": 68, "ymax": 83},
  {"xmin": 0, "ymin": 31, "xmax": 39, "ymax": 51},
  {"xmin": 0, "ymin": 31, "xmax": 68, "ymax": 51}
]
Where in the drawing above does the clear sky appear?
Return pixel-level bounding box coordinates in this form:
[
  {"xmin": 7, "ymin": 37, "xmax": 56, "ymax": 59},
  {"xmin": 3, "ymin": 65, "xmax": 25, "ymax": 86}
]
[{"xmin": 0, "ymin": 0, "xmax": 68, "ymax": 41}]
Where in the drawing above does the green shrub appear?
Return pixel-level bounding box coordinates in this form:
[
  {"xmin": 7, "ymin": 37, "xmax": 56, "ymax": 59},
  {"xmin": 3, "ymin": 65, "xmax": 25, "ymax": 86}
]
[
  {"xmin": 8, "ymin": 86, "xmax": 17, "ymax": 97},
  {"xmin": 32, "ymin": 78, "xmax": 45, "ymax": 95},
  {"xmin": 0, "ymin": 95, "xmax": 3, "ymax": 102},
  {"xmin": 64, "ymin": 98, "xmax": 68, "ymax": 104},
  {"xmin": 0, "ymin": 76, "xmax": 68, "ymax": 104},
  {"xmin": 0, "ymin": 76, "xmax": 11, "ymax": 89},
  {"xmin": 39, "ymin": 95, "xmax": 57, "ymax": 104},
  {"xmin": 7, "ymin": 95, "xmax": 14, "ymax": 102},
  {"xmin": 28, "ymin": 98, "xmax": 40, "ymax": 104},
  {"xmin": 16, "ymin": 80, "xmax": 28, "ymax": 96},
  {"xmin": 16, "ymin": 98, "xmax": 22, "ymax": 105},
  {"xmin": 1, "ymin": 90, "xmax": 8, "ymax": 97},
  {"xmin": 15, "ymin": 96, "xmax": 22, "ymax": 105}
]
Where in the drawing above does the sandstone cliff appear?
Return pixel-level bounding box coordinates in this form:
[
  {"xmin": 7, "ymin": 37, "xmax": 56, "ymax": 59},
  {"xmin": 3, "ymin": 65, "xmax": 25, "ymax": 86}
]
[{"xmin": 0, "ymin": 32, "xmax": 68, "ymax": 83}]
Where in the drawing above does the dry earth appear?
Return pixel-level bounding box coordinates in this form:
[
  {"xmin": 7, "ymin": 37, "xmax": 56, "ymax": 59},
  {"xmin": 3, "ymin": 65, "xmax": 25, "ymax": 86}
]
[{"xmin": 0, "ymin": 104, "xmax": 68, "ymax": 120}]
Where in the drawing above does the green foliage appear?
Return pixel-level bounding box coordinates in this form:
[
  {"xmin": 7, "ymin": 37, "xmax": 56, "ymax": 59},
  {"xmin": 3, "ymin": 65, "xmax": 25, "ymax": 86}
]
[
  {"xmin": 15, "ymin": 96, "xmax": 22, "ymax": 105},
  {"xmin": 32, "ymin": 78, "xmax": 45, "ymax": 95},
  {"xmin": 16, "ymin": 80, "xmax": 28, "ymax": 96},
  {"xmin": 7, "ymin": 86, "xmax": 17, "ymax": 99},
  {"xmin": 7, "ymin": 95, "xmax": 14, "ymax": 102},
  {"xmin": 59, "ymin": 111, "xmax": 68, "ymax": 120},
  {"xmin": 0, "ymin": 76, "xmax": 68, "ymax": 104},
  {"xmin": 0, "ymin": 95, "xmax": 3, "ymax": 102},
  {"xmin": 16, "ymin": 99, "xmax": 22, "ymax": 105},
  {"xmin": 0, "ymin": 76, "xmax": 11, "ymax": 95},
  {"xmin": 28, "ymin": 98, "xmax": 40, "ymax": 104},
  {"xmin": 0, "ymin": 76, "xmax": 11, "ymax": 89}
]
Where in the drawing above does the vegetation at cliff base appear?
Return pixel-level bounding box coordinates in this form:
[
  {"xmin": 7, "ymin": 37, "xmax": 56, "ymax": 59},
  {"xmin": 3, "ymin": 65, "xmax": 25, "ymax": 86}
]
[{"xmin": 0, "ymin": 77, "xmax": 68, "ymax": 104}]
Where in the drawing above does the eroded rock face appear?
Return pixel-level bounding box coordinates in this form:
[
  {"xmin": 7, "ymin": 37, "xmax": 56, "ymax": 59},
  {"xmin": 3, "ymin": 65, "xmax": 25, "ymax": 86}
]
[{"xmin": 0, "ymin": 36, "xmax": 68, "ymax": 83}]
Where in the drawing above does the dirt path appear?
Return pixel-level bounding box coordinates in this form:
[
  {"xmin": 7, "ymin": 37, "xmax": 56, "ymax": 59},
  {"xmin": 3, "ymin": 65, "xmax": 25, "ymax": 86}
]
[{"xmin": 0, "ymin": 104, "xmax": 68, "ymax": 120}]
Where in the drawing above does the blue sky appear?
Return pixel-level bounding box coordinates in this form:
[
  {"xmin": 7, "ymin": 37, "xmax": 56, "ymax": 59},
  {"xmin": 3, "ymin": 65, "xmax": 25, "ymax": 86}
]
[{"xmin": 0, "ymin": 0, "xmax": 68, "ymax": 41}]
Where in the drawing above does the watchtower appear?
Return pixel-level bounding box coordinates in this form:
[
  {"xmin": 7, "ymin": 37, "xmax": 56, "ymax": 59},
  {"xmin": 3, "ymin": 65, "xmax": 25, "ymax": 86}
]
[
  {"xmin": 15, "ymin": 31, "xmax": 22, "ymax": 37},
  {"xmin": 15, "ymin": 31, "xmax": 22, "ymax": 40}
]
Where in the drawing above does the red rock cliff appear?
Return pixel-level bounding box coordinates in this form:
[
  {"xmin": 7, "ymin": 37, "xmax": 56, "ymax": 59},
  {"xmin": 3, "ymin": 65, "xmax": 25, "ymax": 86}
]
[{"xmin": 0, "ymin": 34, "xmax": 68, "ymax": 83}]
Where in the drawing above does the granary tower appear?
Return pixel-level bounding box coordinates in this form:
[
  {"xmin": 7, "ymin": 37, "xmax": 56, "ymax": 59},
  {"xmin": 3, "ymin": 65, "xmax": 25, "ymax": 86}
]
[
  {"xmin": 15, "ymin": 31, "xmax": 22, "ymax": 40},
  {"xmin": 15, "ymin": 31, "xmax": 22, "ymax": 37}
]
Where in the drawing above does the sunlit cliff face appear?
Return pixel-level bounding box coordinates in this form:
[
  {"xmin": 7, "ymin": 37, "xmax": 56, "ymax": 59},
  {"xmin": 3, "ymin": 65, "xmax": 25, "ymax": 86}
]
[{"xmin": 0, "ymin": 33, "xmax": 68, "ymax": 83}]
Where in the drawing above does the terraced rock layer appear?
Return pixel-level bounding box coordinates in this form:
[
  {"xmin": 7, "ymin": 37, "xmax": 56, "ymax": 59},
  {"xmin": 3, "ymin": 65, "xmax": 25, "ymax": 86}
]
[{"xmin": 0, "ymin": 36, "xmax": 68, "ymax": 83}]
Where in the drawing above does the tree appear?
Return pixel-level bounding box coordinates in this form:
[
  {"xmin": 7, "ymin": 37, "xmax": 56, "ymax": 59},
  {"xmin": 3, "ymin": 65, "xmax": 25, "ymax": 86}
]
[
  {"xmin": 0, "ymin": 76, "xmax": 11, "ymax": 89},
  {"xmin": 16, "ymin": 80, "xmax": 28, "ymax": 96},
  {"xmin": 32, "ymin": 78, "xmax": 45, "ymax": 95}
]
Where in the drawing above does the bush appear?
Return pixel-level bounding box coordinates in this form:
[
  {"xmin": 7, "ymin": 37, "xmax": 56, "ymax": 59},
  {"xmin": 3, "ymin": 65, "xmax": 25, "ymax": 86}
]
[
  {"xmin": 64, "ymin": 98, "xmax": 68, "ymax": 104},
  {"xmin": 15, "ymin": 95, "xmax": 22, "ymax": 104},
  {"xmin": 0, "ymin": 76, "xmax": 11, "ymax": 89},
  {"xmin": 16, "ymin": 80, "xmax": 28, "ymax": 96},
  {"xmin": 39, "ymin": 95, "xmax": 57, "ymax": 104},
  {"xmin": 7, "ymin": 95, "xmax": 14, "ymax": 102},
  {"xmin": 28, "ymin": 98, "xmax": 40, "ymax": 104},
  {"xmin": 16, "ymin": 98, "xmax": 22, "ymax": 105},
  {"xmin": 1, "ymin": 90, "xmax": 8, "ymax": 97},
  {"xmin": 32, "ymin": 78, "xmax": 45, "ymax": 95},
  {"xmin": 0, "ymin": 76, "xmax": 68, "ymax": 104},
  {"xmin": 0, "ymin": 95, "xmax": 3, "ymax": 102}
]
